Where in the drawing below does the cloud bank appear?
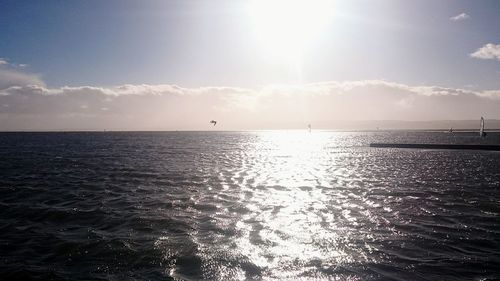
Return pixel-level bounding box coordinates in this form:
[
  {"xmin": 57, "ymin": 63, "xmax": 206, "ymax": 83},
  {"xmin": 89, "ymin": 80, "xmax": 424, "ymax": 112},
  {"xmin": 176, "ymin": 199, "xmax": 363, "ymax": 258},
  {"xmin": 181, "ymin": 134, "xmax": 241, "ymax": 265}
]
[
  {"xmin": 2, "ymin": 68, "xmax": 500, "ymax": 130},
  {"xmin": 0, "ymin": 59, "xmax": 44, "ymax": 90},
  {"xmin": 470, "ymin": 43, "xmax": 500, "ymax": 61},
  {"xmin": 450, "ymin": 13, "xmax": 470, "ymax": 21}
]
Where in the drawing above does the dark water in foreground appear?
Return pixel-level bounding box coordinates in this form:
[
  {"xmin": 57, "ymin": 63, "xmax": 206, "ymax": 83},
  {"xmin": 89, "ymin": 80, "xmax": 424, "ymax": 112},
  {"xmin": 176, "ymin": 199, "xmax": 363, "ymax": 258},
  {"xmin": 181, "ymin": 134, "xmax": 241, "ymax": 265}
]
[{"xmin": 1, "ymin": 131, "xmax": 499, "ymax": 280}]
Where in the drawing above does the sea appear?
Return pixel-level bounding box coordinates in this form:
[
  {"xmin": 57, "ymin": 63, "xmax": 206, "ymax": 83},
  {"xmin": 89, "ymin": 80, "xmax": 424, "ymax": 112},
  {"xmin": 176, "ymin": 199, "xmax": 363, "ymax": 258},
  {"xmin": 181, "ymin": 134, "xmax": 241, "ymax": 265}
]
[{"xmin": 0, "ymin": 131, "xmax": 499, "ymax": 280}]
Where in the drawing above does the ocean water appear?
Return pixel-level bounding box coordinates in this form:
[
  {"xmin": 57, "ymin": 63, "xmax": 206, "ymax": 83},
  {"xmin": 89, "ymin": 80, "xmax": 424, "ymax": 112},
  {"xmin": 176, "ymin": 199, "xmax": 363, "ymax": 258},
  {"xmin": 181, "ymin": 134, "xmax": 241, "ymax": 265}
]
[{"xmin": 0, "ymin": 131, "xmax": 499, "ymax": 280}]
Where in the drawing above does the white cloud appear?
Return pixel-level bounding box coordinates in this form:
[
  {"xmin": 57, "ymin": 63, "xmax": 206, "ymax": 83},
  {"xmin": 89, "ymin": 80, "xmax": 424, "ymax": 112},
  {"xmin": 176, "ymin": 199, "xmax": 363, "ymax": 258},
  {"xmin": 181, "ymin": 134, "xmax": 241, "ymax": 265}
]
[
  {"xmin": 470, "ymin": 43, "xmax": 500, "ymax": 61},
  {"xmin": 0, "ymin": 69, "xmax": 45, "ymax": 91},
  {"xmin": 450, "ymin": 13, "xmax": 470, "ymax": 21},
  {"xmin": 480, "ymin": 90, "xmax": 500, "ymax": 100},
  {"xmin": 1, "ymin": 65, "xmax": 500, "ymax": 130},
  {"xmin": 0, "ymin": 58, "xmax": 30, "ymax": 68},
  {"xmin": 1, "ymin": 77, "xmax": 500, "ymax": 130},
  {"xmin": 0, "ymin": 58, "xmax": 40, "ymax": 91}
]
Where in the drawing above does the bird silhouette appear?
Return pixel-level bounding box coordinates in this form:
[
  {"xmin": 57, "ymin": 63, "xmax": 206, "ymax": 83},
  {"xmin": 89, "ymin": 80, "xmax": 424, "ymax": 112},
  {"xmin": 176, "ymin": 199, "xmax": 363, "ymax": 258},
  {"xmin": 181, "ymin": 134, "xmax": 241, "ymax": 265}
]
[{"xmin": 210, "ymin": 120, "xmax": 217, "ymax": 126}]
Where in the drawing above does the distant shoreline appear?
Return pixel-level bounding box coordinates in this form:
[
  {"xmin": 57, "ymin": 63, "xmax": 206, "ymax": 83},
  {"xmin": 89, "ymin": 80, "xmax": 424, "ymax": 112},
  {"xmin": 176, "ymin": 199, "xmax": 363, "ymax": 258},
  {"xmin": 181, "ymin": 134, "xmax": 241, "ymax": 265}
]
[{"xmin": 1, "ymin": 129, "xmax": 500, "ymax": 133}]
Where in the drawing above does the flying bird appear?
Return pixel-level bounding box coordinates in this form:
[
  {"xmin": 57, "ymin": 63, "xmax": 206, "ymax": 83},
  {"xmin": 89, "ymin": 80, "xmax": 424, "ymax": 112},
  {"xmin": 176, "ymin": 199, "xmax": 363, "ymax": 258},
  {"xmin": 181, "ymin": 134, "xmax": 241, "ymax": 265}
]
[{"xmin": 210, "ymin": 120, "xmax": 217, "ymax": 126}]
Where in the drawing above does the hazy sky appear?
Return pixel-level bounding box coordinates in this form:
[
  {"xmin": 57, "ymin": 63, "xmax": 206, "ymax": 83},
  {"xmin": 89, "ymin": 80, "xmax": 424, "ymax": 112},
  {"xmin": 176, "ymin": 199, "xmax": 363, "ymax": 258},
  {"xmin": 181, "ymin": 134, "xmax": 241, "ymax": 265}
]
[{"xmin": 1, "ymin": 0, "xmax": 499, "ymax": 130}]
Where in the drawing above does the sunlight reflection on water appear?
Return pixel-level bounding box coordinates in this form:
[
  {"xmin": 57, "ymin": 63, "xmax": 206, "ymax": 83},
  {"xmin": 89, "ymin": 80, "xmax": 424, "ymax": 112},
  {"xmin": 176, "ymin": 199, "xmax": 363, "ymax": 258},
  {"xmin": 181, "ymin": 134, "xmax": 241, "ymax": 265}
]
[
  {"xmin": 165, "ymin": 131, "xmax": 388, "ymax": 280},
  {"xmin": 230, "ymin": 132, "xmax": 376, "ymax": 279}
]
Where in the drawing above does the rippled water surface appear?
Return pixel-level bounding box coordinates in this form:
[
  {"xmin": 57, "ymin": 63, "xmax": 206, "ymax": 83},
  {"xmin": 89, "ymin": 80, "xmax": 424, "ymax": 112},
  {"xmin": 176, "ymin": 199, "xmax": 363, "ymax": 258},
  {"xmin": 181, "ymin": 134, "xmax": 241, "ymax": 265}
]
[{"xmin": 1, "ymin": 131, "xmax": 500, "ymax": 280}]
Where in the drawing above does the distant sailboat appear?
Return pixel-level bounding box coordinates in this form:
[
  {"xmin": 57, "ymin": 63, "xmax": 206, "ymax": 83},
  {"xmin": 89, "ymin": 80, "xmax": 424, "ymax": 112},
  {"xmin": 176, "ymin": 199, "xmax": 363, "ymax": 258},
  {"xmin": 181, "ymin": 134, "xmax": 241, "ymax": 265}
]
[
  {"xmin": 480, "ymin": 117, "xmax": 487, "ymax": 137},
  {"xmin": 307, "ymin": 124, "xmax": 311, "ymax": 133}
]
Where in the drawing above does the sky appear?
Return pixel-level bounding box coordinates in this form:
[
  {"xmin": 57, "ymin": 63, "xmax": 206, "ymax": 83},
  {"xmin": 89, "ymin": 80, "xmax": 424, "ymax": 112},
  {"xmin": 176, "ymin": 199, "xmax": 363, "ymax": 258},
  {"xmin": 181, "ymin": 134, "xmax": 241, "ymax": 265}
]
[{"xmin": 0, "ymin": 0, "xmax": 499, "ymax": 130}]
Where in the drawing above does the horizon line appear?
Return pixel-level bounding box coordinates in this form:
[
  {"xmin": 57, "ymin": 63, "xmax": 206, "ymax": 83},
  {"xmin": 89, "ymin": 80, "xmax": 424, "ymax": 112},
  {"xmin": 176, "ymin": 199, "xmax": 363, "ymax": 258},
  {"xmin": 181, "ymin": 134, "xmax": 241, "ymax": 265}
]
[{"xmin": 2, "ymin": 128, "xmax": 500, "ymax": 133}]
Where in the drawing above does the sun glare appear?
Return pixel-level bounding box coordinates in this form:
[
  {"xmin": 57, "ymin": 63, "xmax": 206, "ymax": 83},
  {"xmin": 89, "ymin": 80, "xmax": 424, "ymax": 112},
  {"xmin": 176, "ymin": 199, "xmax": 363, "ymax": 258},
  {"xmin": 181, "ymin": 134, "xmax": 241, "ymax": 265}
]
[{"xmin": 249, "ymin": 0, "xmax": 335, "ymax": 60}]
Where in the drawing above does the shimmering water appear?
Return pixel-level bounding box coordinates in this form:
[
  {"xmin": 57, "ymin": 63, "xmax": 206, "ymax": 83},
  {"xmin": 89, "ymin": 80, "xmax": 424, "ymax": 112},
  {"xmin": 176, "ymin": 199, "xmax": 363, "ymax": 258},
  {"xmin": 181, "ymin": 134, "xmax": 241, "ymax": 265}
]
[{"xmin": 1, "ymin": 131, "xmax": 499, "ymax": 280}]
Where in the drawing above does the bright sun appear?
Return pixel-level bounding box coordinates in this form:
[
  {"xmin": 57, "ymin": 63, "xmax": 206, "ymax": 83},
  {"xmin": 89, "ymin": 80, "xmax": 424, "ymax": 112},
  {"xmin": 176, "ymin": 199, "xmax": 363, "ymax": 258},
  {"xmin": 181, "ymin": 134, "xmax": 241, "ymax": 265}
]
[{"xmin": 249, "ymin": 0, "xmax": 335, "ymax": 60}]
